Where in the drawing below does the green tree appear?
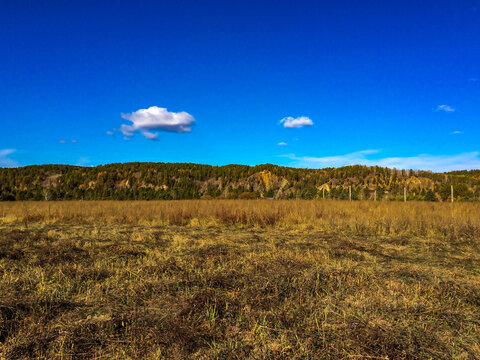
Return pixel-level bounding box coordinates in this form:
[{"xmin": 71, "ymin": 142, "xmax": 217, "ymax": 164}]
[{"xmin": 424, "ymin": 189, "xmax": 437, "ymax": 202}]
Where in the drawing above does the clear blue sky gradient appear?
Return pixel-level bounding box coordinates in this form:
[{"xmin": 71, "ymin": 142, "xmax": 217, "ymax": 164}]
[{"xmin": 1, "ymin": 0, "xmax": 479, "ymax": 170}]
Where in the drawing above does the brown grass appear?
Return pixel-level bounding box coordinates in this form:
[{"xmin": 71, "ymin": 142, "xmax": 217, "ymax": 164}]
[
  {"xmin": 2, "ymin": 200, "xmax": 480, "ymax": 238},
  {"xmin": 0, "ymin": 200, "xmax": 479, "ymax": 359}
]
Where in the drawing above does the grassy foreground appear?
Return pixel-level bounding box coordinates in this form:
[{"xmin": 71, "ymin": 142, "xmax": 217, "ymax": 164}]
[{"xmin": 0, "ymin": 201, "xmax": 479, "ymax": 359}]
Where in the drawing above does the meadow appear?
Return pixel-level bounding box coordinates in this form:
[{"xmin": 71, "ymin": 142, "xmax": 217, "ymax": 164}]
[{"xmin": 0, "ymin": 200, "xmax": 479, "ymax": 359}]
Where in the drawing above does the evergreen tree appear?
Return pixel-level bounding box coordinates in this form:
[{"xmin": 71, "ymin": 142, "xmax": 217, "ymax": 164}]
[{"xmin": 425, "ymin": 189, "xmax": 437, "ymax": 202}]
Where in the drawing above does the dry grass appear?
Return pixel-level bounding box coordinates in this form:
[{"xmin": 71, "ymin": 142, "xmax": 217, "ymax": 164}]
[
  {"xmin": 2, "ymin": 200, "xmax": 480, "ymax": 238},
  {"xmin": 0, "ymin": 201, "xmax": 479, "ymax": 359}
]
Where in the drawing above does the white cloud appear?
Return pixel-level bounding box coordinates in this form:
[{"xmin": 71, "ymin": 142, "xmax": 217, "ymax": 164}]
[
  {"xmin": 142, "ymin": 131, "xmax": 159, "ymax": 140},
  {"xmin": 0, "ymin": 149, "xmax": 18, "ymax": 167},
  {"xmin": 120, "ymin": 124, "xmax": 135, "ymax": 137},
  {"xmin": 59, "ymin": 140, "xmax": 66, "ymax": 144},
  {"xmin": 106, "ymin": 131, "xmax": 114, "ymax": 135},
  {"xmin": 120, "ymin": 106, "xmax": 195, "ymax": 139},
  {"xmin": 283, "ymin": 150, "xmax": 480, "ymax": 172},
  {"xmin": 280, "ymin": 116, "xmax": 313, "ymax": 128},
  {"xmin": 452, "ymin": 130, "xmax": 462, "ymax": 135},
  {"xmin": 71, "ymin": 140, "xmax": 78, "ymax": 143},
  {"xmin": 277, "ymin": 142, "xmax": 287, "ymax": 146},
  {"xmin": 437, "ymin": 104, "xmax": 455, "ymax": 112}
]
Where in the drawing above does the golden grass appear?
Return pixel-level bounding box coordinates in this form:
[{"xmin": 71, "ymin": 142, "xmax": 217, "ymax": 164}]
[
  {"xmin": 1, "ymin": 200, "xmax": 480, "ymax": 238},
  {"xmin": 0, "ymin": 200, "xmax": 479, "ymax": 359}
]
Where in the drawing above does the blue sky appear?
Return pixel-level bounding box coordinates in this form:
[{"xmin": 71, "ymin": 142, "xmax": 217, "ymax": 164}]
[{"xmin": 1, "ymin": 0, "xmax": 479, "ymax": 171}]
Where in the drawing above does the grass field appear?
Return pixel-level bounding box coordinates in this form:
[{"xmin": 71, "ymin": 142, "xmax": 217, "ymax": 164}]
[{"xmin": 0, "ymin": 200, "xmax": 479, "ymax": 359}]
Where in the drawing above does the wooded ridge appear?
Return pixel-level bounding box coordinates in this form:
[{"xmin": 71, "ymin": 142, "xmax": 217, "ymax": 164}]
[{"xmin": 1, "ymin": 162, "xmax": 479, "ymax": 201}]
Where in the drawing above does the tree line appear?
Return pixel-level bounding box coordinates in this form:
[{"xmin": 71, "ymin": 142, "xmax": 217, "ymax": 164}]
[{"xmin": 1, "ymin": 162, "xmax": 479, "ymax": 201}]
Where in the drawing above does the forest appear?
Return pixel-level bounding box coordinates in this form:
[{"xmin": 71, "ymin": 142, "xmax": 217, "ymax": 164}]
[{"xmin": 1, "ymin": 162, "xmax": 480, "ymax": 201}]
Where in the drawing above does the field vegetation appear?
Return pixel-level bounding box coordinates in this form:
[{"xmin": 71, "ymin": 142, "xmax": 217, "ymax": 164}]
[{"xmin": 0, "ymin": 200, "xmax": 479, "ymax": 359}]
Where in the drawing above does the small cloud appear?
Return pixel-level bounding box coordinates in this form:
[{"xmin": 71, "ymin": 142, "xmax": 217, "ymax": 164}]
[
  {"xmin": 142, "ymin": 131, "xmax": 159, "ymax": 140},
  {"xmin": 280, "ymin": 116, "xmax": 313, "ymax": 128},
  {"xmin": 71, "ymin": 140, "xmax": 78, "ymax": 143},
  {"xmin": 123, "ymin": 136, "xmax": 131, "ymax": 141},
  {"xmin": 437, "ymin": 104, "xmax": 455, "ymax": 112},
  {"xmin": 59, "ymin": 140, "xmax": 66, "ymax": 144},
  {"xmin": 283, "ymin": 150, "xmax": 480, "ymax": 172},
  {"xmin": 120, "ymin": 124, "xmax": 135, "ymax": 137},
  {"xmin": 452, "ymin": 131, "xmax": 462, "ymax": 135},
  {"xmin": 0, "ymin": 149, "xmax": 18, "ymax": 167},
  {"xmin": 277, "ymin": 142, "xmax": 287, "ymax": 146},
  {"xmin": 120, "ymin": 106, "xmax": 195, "ymax": 140},
  {"xmin": 106, "ymin": 130, "xmax": 114, "ymax": 135},
  {"xmin": 469, "ymin": 78, "xmax": 478, "ymax": 82}
]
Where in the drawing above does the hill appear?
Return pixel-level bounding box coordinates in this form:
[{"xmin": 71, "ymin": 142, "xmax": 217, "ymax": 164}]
[{"xmin": 1, "ymin": 162, "xmax": 480, "ymax": 201}]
